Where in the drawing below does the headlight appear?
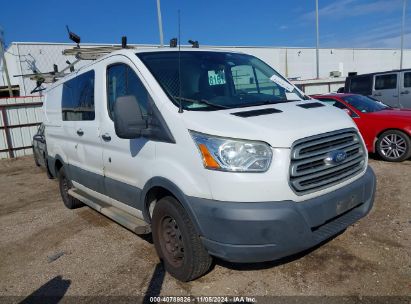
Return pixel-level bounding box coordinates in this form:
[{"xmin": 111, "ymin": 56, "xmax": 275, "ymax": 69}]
[{"xmin": 189, "ymin": 131, "xmax": 272, "ymax": 172}]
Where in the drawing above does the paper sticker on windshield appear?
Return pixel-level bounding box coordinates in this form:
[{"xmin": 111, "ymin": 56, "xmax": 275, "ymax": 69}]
[
  {"xmin": 269, "ymin": 75, "xmax": 294, "ymax": 92},
  {"xmin": 208, "ymin": 70, "xmax": 226, "ymax": 86}
]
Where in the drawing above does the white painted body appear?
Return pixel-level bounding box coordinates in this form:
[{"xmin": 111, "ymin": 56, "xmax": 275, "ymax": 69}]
[{"xmin": 44, "ymin": 48, "xmax": 367, "ymax": 212}]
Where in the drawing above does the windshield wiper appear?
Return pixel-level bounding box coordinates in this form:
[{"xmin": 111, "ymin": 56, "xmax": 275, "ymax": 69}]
[{"xmin": 172, "ymin": 96, "xmax": 230, "ymax": 109}]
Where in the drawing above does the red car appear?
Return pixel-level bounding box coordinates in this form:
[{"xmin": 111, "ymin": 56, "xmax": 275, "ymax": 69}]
[{"xmin": 311, "ymin": 93, "xmax": 411, "ymax": 162}]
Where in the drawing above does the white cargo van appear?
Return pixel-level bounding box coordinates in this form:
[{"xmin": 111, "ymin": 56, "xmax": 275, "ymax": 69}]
[{"xmin": 44, "ymin": 48, "xmax": 376, "ymax": 281}]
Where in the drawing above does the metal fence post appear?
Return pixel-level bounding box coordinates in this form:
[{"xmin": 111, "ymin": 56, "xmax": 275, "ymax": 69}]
[{"xmin": 1, "ymin": 107, "xmax": 14, "ymax": 158}]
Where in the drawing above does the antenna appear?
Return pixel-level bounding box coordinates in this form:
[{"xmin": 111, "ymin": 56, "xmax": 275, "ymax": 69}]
[
  {"xmin": 178, "ymin": 10, "xmax": 183, "ymax": 113},
  {"xmin": 66, "ymin": 60, "xmax": 75, "ymax": 72},
  {"xmin": 121, "ymin": 36, "xmax": 127, "ymax": 48},
  {"xmin": 188, "ymin": 40, "xmax": 199, "ymax": 48},
  {"xmin": 169, "ymin": 38, "xmax": 177, "ymax": 48},
  {"xmin": 66, "ymin": 25, "xmax": 81, "ymax": 47}
]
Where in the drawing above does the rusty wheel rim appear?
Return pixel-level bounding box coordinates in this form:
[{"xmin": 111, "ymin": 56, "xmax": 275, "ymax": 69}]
[
  {"xmin": 60, "ymin": 173, "xmax": 71, "ymax": 202},
  {"xmin": 159, "ymin": 216, "xmax": 185, "ymax": 268}
]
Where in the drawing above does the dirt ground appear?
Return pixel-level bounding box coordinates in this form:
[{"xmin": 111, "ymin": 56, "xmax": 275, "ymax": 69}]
[{"xmin": 0, "ymin": 156, "xmax": 410, "ymax": 302}]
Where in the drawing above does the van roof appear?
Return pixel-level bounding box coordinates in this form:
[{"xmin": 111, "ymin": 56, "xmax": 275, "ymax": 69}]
[
  {"xmin": 45, "ymin": 47, "xmax": 244, "ymax": 92},
  {"xmin": 135, "ymin": 47, "xmax": 239, "ymax": 53}
]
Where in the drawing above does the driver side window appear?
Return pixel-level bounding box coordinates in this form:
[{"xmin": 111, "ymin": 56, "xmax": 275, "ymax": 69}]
[{"xmin": 107, "ymin": 63, "xmax": 149, "ymax": 119}]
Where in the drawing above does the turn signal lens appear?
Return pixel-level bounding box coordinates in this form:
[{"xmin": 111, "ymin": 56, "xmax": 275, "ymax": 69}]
[{"xmin": 198, "ymin": 144, "xmax": 221, "ymax": 169}]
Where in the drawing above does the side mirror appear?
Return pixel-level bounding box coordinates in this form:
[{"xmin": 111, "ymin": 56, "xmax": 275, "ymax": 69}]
[{"xmin": 113, "ymin": 95, "xmax": 146, "ymax": 139}]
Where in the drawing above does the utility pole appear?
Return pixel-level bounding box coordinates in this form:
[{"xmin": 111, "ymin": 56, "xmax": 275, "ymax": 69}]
[
  {"xmin": 400, "ymin": 0, "xmax": 407, "ymax": 70},
  {"xmin": 156, "ymin": 0, "xmax": 164, "ymax": 47},
  {"xmin": 315, "ymin": 0, "xmax": 320, "ymax": 79},
  {"xmin": 0, "ymin": 28, "xmax": 14, "ymax": 97}
]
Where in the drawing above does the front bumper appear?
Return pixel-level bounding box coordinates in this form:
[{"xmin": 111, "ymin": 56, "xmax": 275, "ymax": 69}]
[{"xmin": 187, "ymin": 166, "xmax": 376, "ymax": 263}]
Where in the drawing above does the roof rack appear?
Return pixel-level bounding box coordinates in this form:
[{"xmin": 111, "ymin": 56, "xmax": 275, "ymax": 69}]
[
  {"xmin": 62, "ymin": 46, "xmax": 132, "ymax": 60},
  {"xmin": 63, "ymin": 45, "xmax": 136, "ymax": 60},
  {"xmin": 14, "ymin": 59, "xmax": 81, "ymax": 93},
  {"xmin": 16, "ymin": 28, "xmax": 201, "ymax": 93},
  {"xmin": 14, "ymin": 30, "xmax": 135, "ymax": 92},
  {"xmin": 63, "ymin": 35, "xmax": 134, "ymax": 60}
]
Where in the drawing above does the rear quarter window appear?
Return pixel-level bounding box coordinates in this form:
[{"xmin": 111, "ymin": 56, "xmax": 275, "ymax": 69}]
[{"xmin": 62, "ymin": 70, "xmax": 95, "ymax": 121}]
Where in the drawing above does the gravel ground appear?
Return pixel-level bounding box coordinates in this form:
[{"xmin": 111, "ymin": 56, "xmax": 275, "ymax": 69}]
[{"xmin": 0, "ymin": 156, "xmax": 410, "ymax": 302}]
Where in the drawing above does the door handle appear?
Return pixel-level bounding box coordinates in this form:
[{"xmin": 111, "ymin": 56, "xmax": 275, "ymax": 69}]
[
  {"xmin": 101, "ymin": 133, "xmax": 111, "ymax": 141},
  {"xmin": 400, "ymin": 90, "xmax": 410, "ymax": 94},
  {"xmin": 373, "ymin": 93, "xmax": 382, "ymax": 96},
  {"xmin": 76, "ymin": 129, "xmax": 84, "ymax": 136}
]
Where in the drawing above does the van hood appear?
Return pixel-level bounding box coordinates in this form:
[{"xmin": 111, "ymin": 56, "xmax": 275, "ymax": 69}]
[{"xmin": 181, "ymin": 101, "xmax": 357, "ymax": 148}]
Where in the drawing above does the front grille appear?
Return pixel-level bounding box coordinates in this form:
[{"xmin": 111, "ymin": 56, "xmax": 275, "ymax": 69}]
[{"xmin": 290, "ymin": 129, "xmax": 366, "ymax": 195}]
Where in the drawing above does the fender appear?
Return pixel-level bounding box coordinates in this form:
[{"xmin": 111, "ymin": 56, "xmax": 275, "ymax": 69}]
[
  {"xmin": 141, "ymin": 176, "xmax": 204, "ymax": 235},
  {"xmin": 47, "ymin": 154, "xmax": 65, "ymax": 178}
]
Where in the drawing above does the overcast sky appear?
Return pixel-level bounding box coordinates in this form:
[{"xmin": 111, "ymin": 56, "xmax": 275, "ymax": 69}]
[{"xmin": 1, "ymin": 0, "xmax": 410, "ymax": 48}]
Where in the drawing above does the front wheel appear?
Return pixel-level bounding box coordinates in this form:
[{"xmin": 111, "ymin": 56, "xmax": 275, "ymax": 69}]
[
  {"xmin": 152, "ymin": 196, "xmax": 212, "ymax": 282},
  {"xmin": 376, "ymin": 130, "xmax": 411, "ymax": 162}
]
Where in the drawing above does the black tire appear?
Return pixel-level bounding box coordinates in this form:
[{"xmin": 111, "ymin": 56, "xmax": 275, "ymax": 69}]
[
  {"xmin": 58, "ymin": 167, "xmax": 83, "ymax": 209},
  {"xmin": 152, "ymin": 196, "xmax": 212, "ymax": 281},
  {"xmin": 376, "ymin": 130, "xmax": 411, "ymax": 162},
  {"xmin": 34, "ymin": 155, "xmax": 40, "ymax": 167},
  {"xmin": 44, "ymin": 153, "xmax": 54, "ymax": 179},
  {"xmin": 33, "ymin": 149, "xmax": 40, "ymax": 167}
]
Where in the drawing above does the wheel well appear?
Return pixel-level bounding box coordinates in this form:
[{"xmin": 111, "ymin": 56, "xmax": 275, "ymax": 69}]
[
  {"xmin": 145, "ymin": 186, "xmax": 175, "ymax": 222},
  {"xmin": 374, "ymin": 128, "xmax": 411, "ymax": 151},
  {"xmin": 54, "ymin": 159, "xmax": 63, "ymax": 174}
]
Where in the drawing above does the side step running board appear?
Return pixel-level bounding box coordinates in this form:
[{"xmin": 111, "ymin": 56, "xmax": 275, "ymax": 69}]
[{"xmin": 68, "ymin": 188, "xmax": 151, "ymax": 235}]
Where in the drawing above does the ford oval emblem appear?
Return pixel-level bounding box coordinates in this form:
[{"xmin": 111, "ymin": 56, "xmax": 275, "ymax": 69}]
[{"xmin": 324, "ymin": 150, "xmax": 347, "ymax": 165}]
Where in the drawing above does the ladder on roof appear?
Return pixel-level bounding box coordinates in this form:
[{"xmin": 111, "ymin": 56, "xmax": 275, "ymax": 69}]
[
  {"xmin": 62, "ymin": 45, "xmax": 136, "ymax": 60},
  {"xmin": 62, "ymin": 33, "xmax": 136, "ymax": 60},
  {"xmin": 14, "ymin": 36, "xmax": 133, "ymax": 92}
]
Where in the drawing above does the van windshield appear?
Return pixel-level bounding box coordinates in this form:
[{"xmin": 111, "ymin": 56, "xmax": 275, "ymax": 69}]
[{"xmin": 137, "ymin": 51, "xmax": 305, "ymax": 111}]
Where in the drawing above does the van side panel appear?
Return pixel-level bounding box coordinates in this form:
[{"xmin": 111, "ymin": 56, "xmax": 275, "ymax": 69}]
[{"xmin": 44, "ymin": 84, "xmax": 69, "ymax": 168}]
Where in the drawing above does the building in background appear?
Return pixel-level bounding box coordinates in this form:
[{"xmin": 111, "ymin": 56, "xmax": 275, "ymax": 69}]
[{"xmin": 1, "ymin": 42, "xmax": 410, "ymax": 97}]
